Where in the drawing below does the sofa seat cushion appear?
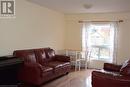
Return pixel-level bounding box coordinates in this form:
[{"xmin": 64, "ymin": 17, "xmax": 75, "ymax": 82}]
[
  {"xmin": 42, "ymin": 66, "xmax": 53, "ymax": 72},
  {"xmin": 46, "ymin": 61, "xmax": 70, "ymax": 69},
  {"xmin": 41, "ymin": 66, "xmax": 53, "ymax": 77}
]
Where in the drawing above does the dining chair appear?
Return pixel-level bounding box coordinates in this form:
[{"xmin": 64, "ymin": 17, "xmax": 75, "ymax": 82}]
[
  {"xmin": 80, "ymin": 50, "xmax": 91, "ymax": 69},
  {"xmin": 65, "ymin": 50, "xmax": 81, "ymax": 71},
  {"xmin": 65, "ymin": 49, "xmax": 91, "ymax": 71}
]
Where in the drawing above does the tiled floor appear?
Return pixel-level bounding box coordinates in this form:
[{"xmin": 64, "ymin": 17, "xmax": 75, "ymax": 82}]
[{"xmin": 42, "ymin": 69, "xmax": 93, "ymax": 87}]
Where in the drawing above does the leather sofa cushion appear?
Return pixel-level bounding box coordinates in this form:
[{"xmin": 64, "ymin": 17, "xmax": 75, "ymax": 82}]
[
  {"xmin": 41, "ymin": 66, "xmax": 53, "ymax": 77},
  {"xmin": 120, "ymin": 59, "xmax": 130, "ymax": 76},
  {"xmin": 44, "ymin": 48, "xmax": 55, "ymax": 58},
  {"xmin": 34, "ymin": 49, "xmax": 47, "ymax": 64},
  {"xmin": 42, "ymin": 66, "xmax": 53, "ymax": 72},
  {"xmin": 47, "ymin": 61, "xmax": 70, "ymax": 69},
  {"xmin": 14, "ymin": 50, "xmax": 36, "ymax": 63},
  {"xmin": 104, "ymin": 63, "xmax": 121, "ymax": 72}
]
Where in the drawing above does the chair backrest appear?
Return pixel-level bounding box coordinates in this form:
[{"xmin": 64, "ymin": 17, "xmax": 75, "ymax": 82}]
[{"xmin": 81, "ymin": 50, "xmax": 91, "ymax": 62}]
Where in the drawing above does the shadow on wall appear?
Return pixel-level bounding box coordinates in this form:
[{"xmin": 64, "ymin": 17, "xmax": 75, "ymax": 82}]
[
  {"xmin": 55, "ymin": 50, "xmax": 66, "ymax": 55},
  {"xmin": 26, "ymin": 0, "xmax": 46, "ymax": 7}
]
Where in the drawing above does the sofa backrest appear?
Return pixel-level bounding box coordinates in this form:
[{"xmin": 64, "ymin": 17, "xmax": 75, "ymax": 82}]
[
  {"xmin": 34, "ymin": 48, "xmax": 47, "ymax": 64},
  {"xmin": 34, "ymin": 48, "xmax": 55, "ymax": 64},
  {"xmin": 13, "ymin": 50, "xmax": 37, "ymax": 63},
  {"xmin": 13, "ymin": 48, "xmax": 56, "ymax": 64},
  {"xmin": 44, "ymin": 48, "xmax": 55, "ymax": 59},
  {"xmin": 120, "ymin": 59, "xmax": 130, "ymax": 76}
]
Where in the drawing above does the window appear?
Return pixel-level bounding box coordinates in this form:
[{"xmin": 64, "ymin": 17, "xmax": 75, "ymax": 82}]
[{"xmin": 83, "ymin": 23, "xmax": 115, "ymax": 62}]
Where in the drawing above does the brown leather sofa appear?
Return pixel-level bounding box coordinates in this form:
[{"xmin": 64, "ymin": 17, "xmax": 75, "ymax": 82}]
[
  {"xmin": 92, "ymin": 60, "xmax": 130, "ymax": 87},
  {"xmin": 13, "ymin": 48, "xmax": 71, "ymax": 86}
]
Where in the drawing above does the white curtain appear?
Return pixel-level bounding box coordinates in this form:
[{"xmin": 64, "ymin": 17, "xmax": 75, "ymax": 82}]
[
  {"xmin": 82, "ymin": 22, "xmax": 92, "ymax": 52},
  {"xmin": 111, "ymin": 22, "xmax": 119, "ymax": 64},
  {"xmin": 82, "ymin": 22, "xmax": 92, "ymax": 68},
  {"xmin": 82, "ymin": 22, "xmax": 119, "ymax": 68}
]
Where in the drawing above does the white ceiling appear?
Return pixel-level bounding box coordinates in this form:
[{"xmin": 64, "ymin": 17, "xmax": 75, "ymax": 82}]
[{"xmin": 28, "ymin": 0, "xmax": 130, "ymax": 14}]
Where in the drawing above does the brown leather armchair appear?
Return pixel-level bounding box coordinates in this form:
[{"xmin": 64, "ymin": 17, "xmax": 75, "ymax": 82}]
[{"xmin": 92, "ymin": 60, "xmax": 130, "ymax": 87}]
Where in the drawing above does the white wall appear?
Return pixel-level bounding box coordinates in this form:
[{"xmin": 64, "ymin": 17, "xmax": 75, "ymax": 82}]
[
  {"xmin": 65, "ymin": 12, "xmax": 130, "ymax": 66},
  {"xmin": 0, "ymin": 0, "xmax": 65, "ymax": 56}
]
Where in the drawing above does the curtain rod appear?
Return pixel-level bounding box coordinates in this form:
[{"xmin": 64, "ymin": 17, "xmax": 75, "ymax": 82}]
[{"xmin": 79, "ymin": 20, "xmax": 123, "ymax": 23}]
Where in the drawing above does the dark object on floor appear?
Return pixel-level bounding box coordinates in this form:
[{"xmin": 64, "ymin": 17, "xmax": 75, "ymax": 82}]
[
  {"xmin": 92, "ymin": 60, "xmax": 130, "ymax": 87},
  {"xmin": 0, "ymin": 56, "xmax": 23, "ymax": 85},
  {"xmin": 13, "ymin": 47, "xmax": 71, "ymax": 86}
]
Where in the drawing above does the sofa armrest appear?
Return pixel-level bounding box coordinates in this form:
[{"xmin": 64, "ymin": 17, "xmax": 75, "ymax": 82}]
[
  {"xmin": 19, "ymin": 63, "xmax": 43, "ymax": 81},
  {"xmin": 54, "ymin": 55, "xmax": 70, "ymax": 62},
  {"xmin": 92, "ymin": 71, "xmax": 130, "ymax": 86},
  {"xmin": 24, "ymin": 63, "xmax": 43, "ymax": 73},
  {"xmin": 104, "ymin": 63, "xmax": 122, "ymax": 72}
]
